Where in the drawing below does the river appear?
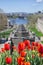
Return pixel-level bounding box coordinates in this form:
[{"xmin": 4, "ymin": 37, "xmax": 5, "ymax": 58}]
[{"xmin": 8, "ymin": 18, "xmax": 28, "ymax": 25}]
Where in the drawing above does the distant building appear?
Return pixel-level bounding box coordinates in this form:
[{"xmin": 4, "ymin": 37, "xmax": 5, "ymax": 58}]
[{"xmin": 36, "ymin": 17, "xmax": 43, "ymax": 33}]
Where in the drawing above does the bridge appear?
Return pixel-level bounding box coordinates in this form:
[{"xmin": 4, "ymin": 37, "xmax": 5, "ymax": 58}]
[
  {"xmin": 18, "ymin": 13, "xmax": 27, "ymax": 19},
  {"xmin": 7, "ymin": 13, "xmax": 27, "ymax": 19}
]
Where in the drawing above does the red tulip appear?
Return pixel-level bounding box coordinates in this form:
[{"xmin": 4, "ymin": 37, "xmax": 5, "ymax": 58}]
[
  {"xmin": 24, "ymin": 62, "xmax": 31, "ymax": 65},
  {"xmin": 1, "ymin": 48, "xmax": 5, "ymax": 52},
  {"xmin": 0, "ymin": 49, "xmax": 2, "ymax": 53},
  {"xmin": 38, "ymin": 44, "xmax": 43, "ymax": 54},
  {"xmin": 35, "ymin": 42, "xmax": 39, "ymax": 47},
  {"xmin": 28, "ymin": 44, "xmax": 31, "ymax": 50},
  {"xmin": 18, "ymin": 42, "xmax": 25, "ymax": 51},
  {"xmin": 4, "ymin": 43, "xmax": 10, "ymax": 50},
  {"xmin": 24, "ymin": 40, "xmax": 30, "ymax": 47},
  {"xmin": 17, "ymin": 57, "xmax": 25, "ymax": 65},
  {"xmin": 32, "ymin": 42, "xmax": 36, "ymax": 46},
  {"xmin": 5, "ymin": 57, "xmax": 12, "ymax": 64},
  {"xmin": 31, "ymin": 46, "xmax": 35, "ymax": 50},
  {"xmin": 20, "ymin": 51, "xmax": 27, "ymax": 57}
]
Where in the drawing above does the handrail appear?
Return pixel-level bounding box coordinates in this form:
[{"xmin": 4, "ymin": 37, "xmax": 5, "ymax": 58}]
[{"xmin": 11, "ymin": 36, "xmax": 35, "ymax": 39}]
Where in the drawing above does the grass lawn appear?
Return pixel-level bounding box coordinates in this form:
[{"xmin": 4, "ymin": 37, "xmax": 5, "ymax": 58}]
[
  {"xmin": 0, "ymin": 29, "xmax": 13, "ymax": 38},
  {"xmin": 41, "ymin": 41, "xmax": 43, "ymax": 44},
  {"xmin": 27, "ymin": 26, "xmax": 43, "ymax": 44},
  {"xmin": 29, "ymin": 27, "xmax": 43, "ymax": 37}
]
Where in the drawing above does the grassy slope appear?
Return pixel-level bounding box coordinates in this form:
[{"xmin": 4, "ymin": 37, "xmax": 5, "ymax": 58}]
[
  {"xmin": 27, "ymin": 13, "xmax": 43, "ymax": 37},
  {"xmin": 29, "ymin": 27, "xmax": 43, "ymax": 37},
  {"xmin": 0, "ymin": 29, "xmax": 13, "ymax": 38},
  {"xmin": 0, "ymin": 13, "xmax": 7, "ymax": 30}
]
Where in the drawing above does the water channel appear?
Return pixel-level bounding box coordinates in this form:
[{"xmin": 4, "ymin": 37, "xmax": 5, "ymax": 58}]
[
  {"xmin": 9, "ymin": 17, "xmax": 28, "ymax": 25},
  {"xmin": 1, "ymin": 17, "xmax": 28, "ymax": 43}
]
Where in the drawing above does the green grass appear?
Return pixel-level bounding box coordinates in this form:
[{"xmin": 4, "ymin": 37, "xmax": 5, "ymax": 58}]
[
  {"xmin": 27, "ymin": 13, "xmax": 43, "ymax": 37},
  {"xmin": 41, "ymin": 41, "xmax": 43, "ymax": 44},
  {"xmin": 29, "ymin": 27, "xmax": 43, "ymax": 37},
  {"xmin": 0, "ymin": 29, "xmax": 13, "ymax": 38}
]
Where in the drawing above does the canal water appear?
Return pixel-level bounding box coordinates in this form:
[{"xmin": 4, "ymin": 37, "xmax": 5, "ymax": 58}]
[
  {"xmin": 1, "ymin": 18, "xmax": 28, "ymax": 44},
  {"xmin": 9, "ymin": 18, "xmax": 28, "ymax": 25},
  {"xmin": 15, "ymin": 18, "xmax": 28, "ymax": 24}
]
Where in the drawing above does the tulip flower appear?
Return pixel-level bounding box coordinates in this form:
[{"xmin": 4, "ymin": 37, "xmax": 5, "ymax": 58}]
[
  {"xmin": 17, "ymin": 57, "xmax": 25, "ymax": 65},
  {"xmin": 20, "ymin": 51, "xmax": 27, "ymax": 57},
  {"xmin": 24, "ymin": 40, "xmax": 30, "ymax": 47},
  {"xmin": 18, "ymin": 42, "xmax": 25, "ymax": 52},
  {"xmin": 4, "ymin": 43, "xmax": 10, "ymax": 50},
  {"xmin": 1, "ymin": 48, "xmax": 5, "ymax": 52},
  {"xmin": 5, "ymin": 57, "xmax": 12, "ymax": 64}
]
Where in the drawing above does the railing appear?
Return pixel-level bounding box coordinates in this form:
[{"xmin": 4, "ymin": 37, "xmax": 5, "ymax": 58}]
[{"xmin": 11, "ymin": 36, "xmax": 35, "ymax": 42}]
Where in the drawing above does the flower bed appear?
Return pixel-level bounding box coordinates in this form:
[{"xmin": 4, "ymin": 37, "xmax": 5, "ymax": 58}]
[{"xmin": 0, "ymin": 40, "xmax": 43, "ymax": 65}]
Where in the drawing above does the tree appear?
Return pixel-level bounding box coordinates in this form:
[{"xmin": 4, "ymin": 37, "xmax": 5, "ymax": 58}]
[
  {"xmin": 38, "ymin": 11, "xmax": 41, "ymax": 13},
  {"xmin": 0, "ymin": 9, "xmax": 7, "ymax": 30}
]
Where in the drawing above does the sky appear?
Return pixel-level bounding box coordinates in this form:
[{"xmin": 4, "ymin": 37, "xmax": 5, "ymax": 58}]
[{"xmin": 0, "ymin": 0, "xmax": 43, "ymax": 13}]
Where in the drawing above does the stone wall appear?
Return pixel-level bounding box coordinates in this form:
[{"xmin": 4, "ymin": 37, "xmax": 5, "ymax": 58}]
[{"xmin": 36, "ymin": 18, "xmax": 43, "ymax": 33}]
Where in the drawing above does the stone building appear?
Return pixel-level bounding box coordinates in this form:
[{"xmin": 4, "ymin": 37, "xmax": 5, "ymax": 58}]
[{"xmin": 36, "ymin": 17, "xmax": 43, "ymax": 33}]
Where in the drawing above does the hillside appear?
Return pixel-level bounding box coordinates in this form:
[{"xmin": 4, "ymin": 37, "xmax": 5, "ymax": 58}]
[
  {"xmin": 0, "ymin": 13, "xmax": 7, "ymax": 30},
  {"xmin": 26, "ymin": 13, "xmax": 43, "ymax": 37},
  {"xmin": 27, "ymin": 13, "xmax": 43, "ymax": 27}
]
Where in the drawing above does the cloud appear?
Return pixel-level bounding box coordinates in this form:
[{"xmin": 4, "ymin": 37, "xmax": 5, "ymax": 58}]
[
  {"xmin": 32, "ymin": 3, "xmax": 39, "ymax": 6},
  {"xmin": 36, "ymin": 0, "xmax": 42, "ymax": 2},
  {"xmin": 32, "ymin": 0, "xmax": 42, "ymax": 7}
]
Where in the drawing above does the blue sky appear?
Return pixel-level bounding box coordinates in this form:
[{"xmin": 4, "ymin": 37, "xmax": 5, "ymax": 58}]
[{"xmin": 0, "ymin": 0, "xmax": 43, "ymax": 13}]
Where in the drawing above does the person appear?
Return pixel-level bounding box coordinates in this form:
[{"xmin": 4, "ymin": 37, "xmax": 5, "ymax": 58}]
[
  {"xmin": 10, "ymin": 38, "xmax": 14, "ymax": 54},
  {"xmin": 0, "ymin": 38, "xmax": 1, "ymax": 44}
]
